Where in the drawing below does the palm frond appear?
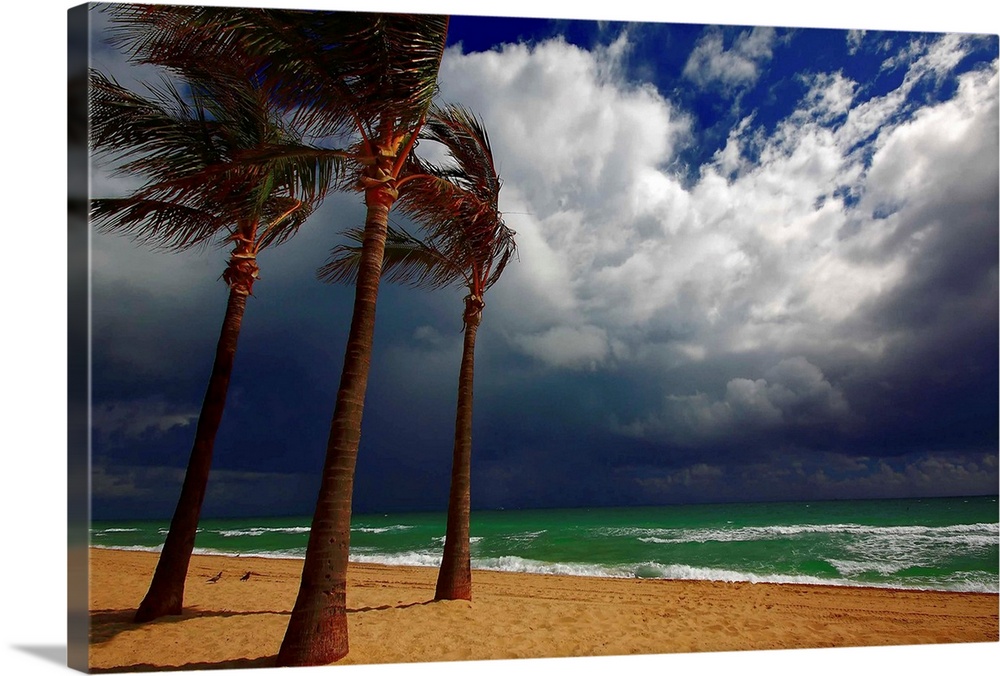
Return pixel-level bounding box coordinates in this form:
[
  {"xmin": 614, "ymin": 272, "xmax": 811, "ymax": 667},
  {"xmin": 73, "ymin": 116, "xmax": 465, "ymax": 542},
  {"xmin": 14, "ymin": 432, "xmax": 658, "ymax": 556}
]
[
  {"xmin": 247, "ymin": 11, "xmax": 449, "ymax": 139},
  {"xmin": 90, "ymin": 197, "xmax": 225, "ymax": 251},
  {"xmin": 233, "ymin": 144, "xmax": 354, "ymax": 198},
  {"xmin": 394, "ymin": 104, "xmax": 516, "ymax": 296},
  {"xmin": 318, "ymin": 225, "xmax": 467, "ymax": 290},
  {"xmin": 90, "ymin": 70, "xmax": 217, "ymax": 174},
  {"xmin": 257, "ymin": 198, "xmax": 314, "ymax": 250},
  {"xmin": 422, "ymin": 104, "xmax": 501, "ymax": 202},
  {"xmin": 90, "ymin": 61, "xmax": 337, "ymax": 254},
  {"xmin": 103, "ymin": 5, "xmax": 449, "ymax": 141}
]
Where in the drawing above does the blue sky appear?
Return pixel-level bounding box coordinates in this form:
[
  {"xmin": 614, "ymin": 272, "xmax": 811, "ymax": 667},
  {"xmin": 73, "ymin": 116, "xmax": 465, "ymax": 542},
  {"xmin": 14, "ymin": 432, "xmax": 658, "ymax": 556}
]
[{"xmin": 76, "ymin": 2, "xmax": 999, "ymax": 520}]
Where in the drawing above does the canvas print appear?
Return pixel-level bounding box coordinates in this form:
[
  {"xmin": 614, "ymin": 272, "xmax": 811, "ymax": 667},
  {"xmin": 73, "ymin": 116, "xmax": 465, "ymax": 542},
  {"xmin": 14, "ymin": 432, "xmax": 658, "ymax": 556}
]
[{"xmin": 68, "ymin": 1, "xmax": 999, "ymax": 673}]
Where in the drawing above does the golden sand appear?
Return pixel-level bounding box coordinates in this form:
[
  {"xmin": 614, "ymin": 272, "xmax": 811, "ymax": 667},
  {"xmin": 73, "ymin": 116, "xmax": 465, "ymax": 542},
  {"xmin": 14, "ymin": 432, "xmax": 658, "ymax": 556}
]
[{"xmin": 87, "ymin": 547, "xmax": 998, "ymax": 672}]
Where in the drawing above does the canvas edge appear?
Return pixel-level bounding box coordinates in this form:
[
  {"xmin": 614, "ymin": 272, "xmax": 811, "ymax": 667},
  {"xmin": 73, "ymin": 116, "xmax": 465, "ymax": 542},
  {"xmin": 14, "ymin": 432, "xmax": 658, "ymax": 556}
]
[{"xmin": 68, "ymin": 3, "xmax": 93, "ymax": 673}]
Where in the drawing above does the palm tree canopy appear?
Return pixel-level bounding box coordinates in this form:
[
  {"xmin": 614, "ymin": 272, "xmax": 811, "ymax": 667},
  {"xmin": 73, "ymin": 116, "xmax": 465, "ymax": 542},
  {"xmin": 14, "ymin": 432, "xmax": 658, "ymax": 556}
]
[
  {"xmin": 102, "ymin": 5, "xmax": 449, "ymax": 144},
  {"xmin": 397, "ymin": 104, "xmax": 514, "ymax": 296},
  {"xmin": 89, "ymin": 67, "xmax": 345, "ymax": 253},
  {"xmin": 319, "ymin": 104, "xmax": 515, "ymax": 297}
]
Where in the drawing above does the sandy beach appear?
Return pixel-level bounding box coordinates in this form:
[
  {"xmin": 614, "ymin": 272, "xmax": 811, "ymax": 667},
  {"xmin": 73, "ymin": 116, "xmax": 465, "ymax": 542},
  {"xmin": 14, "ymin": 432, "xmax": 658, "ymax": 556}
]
[{"xmin": 85, "ymin": 547, "xmax": 998, "ymax": 672}]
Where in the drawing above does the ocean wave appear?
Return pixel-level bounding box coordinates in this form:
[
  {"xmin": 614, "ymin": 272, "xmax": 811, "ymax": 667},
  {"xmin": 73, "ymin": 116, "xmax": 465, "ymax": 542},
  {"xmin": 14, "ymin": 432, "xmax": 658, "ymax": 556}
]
[
  {"xmin": 94, "ymin": 528, "xmax": 141, "ymax": 534},
  {"xmin": 616, "ymin": 521, "xmax": 999, "ymax": 545},
  {"xmin": 472, "ymin": 556, "xmax": 623, "ymax": 578},
  {"xmin": 194, "ymin": 547, "xmax": 307, "ymax": 560},
  {"xmin": 465, "ymin": 556, "xmax": 846, "ymax": 586},
  {"xmin": 352, "ymin": 525, "xmax": 415, "ymax": 534},
  {"xmin": 91, "ymin": 544, "xmax": 308, "ymax": 559},
  {"xmin": 826, "ymin": 558, "xmax": 909, "ymax": 576},
  {"xmin": 93, "ymin": 544, "xmax": 163, "ymax": 554},
  {"xmin": 935, "ymin": 570, "xmax": 1000, "ymax": 594},
  {"xmin": 469, "ymin": 557, "xmax": 999, "ymax": 592},
  {"xmin": 626, "ymin": 562, "xmax": 842, "ymax": 586},
  {"xmin": 215, "ymin": 526, "xmax": 312, "ymax": 537},
  {"xmin": 503, "ymin": 530, "xmax": 548, "ymax": 542},
  {"xmin": 350, "ymin": 551, "xmax": 442, "ymax": 568},
  {"xmin": 840, "ymin": 531, "xmax": 999, "ymax": 568},
  {"xmin": 432, "ymin": 536, "xmax": 483, "ymax": 545},
  {"xmin": 89, "ymin": 545, "xmax": 997, "ymax": 593}
]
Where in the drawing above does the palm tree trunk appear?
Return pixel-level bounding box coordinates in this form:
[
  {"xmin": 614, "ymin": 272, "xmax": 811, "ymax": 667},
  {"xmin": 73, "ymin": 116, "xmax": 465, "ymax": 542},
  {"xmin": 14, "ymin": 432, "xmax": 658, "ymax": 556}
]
[
  {"xmin": 133, "ymin": 284, "xmax": 250, "ymax": 622},
  {"xmin": 435, "ymin": 296, "xmax": 483, "ymax": 601},
  {"xmin": 276, "ymin": 191, "xmax": 393, "ymax": 667}
]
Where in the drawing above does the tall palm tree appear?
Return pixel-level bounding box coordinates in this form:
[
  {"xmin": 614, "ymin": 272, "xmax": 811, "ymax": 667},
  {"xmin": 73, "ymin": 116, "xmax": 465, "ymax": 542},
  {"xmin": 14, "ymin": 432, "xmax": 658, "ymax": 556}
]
[
  {"xmin": 89, "ymin": 62, "xmax": 342, "ymax": 623},
  {"xmin": 101, "ymin": 5, "xmax": 451, "ymax": 663},
  {"xmin": 321, "ymin": 104, "xmax": 514, "ymax": 602},
  {"xmin": 269, "ymin": 15, "xmax": 450, "ymax": 665}
]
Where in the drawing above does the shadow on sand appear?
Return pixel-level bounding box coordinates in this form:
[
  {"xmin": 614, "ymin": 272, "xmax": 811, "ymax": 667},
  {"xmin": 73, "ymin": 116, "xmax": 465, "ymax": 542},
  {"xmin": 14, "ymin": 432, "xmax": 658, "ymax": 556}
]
[
  {"xmin": 87, "ymin": 599, "xmax": 438, "ymax": 671},
  {"xmin": 88, "ymin": 656, "xmax": 277, "ymax": 673},
  {"xmin": 89, "ymin": 607, "xmax": 292, "ymax": 646},
  {"xmin": 348, "ymin": 599, "xmax": 436, "ymax": 613}
]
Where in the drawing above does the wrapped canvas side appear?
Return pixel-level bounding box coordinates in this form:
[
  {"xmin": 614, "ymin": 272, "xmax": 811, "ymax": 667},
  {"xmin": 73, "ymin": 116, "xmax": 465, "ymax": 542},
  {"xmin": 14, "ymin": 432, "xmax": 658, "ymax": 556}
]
[{"xmin": 67, "ymin": 3, "xmax": 92, "ymax": 673}]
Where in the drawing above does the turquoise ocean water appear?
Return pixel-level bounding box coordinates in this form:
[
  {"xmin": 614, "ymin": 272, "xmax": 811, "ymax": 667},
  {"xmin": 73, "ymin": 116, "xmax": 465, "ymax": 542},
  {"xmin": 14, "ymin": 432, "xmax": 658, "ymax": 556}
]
[{"xmin": 92, "ymin": 495, "xmax": 999, "ymax": 593}]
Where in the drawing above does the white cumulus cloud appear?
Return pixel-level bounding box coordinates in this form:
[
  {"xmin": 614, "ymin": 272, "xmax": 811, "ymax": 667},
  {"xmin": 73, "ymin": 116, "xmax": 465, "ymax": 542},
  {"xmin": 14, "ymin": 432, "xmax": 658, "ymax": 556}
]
[
  {"xmin": 436, "ymin": 31, "xmax": 997, "ymax": 389},
  {"xmin": 682, "ymin": 26, "xmax": 777, "ymax": 91}
]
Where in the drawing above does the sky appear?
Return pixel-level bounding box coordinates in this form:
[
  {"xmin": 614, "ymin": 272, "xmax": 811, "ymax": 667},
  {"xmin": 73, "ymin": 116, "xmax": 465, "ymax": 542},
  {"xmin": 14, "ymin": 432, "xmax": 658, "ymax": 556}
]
[{"xmin": 79, "ymin": 2, "xmax": 999, "ymax": 521}]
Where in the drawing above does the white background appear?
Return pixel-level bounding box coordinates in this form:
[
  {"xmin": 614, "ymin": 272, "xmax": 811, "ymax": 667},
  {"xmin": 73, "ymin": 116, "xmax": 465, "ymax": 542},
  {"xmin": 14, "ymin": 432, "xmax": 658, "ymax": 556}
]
[{"xmin": 2, "ymin": 1, "xmax": 997, "ymax": 675}]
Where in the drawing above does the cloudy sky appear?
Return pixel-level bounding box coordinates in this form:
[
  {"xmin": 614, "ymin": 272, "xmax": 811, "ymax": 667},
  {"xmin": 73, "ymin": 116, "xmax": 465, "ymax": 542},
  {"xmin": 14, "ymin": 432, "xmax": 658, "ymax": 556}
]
[{"xmin": 81, "ymin": 2, "xmax": 998, "ymax": 520}]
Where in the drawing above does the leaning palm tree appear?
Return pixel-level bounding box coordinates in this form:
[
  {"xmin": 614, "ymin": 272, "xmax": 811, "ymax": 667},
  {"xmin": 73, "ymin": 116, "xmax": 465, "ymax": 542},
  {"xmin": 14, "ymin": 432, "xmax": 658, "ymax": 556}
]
[
  {"xmin": 89, "ymin": 63, "xmax": 341, "ymax": 623},
  {"xmin": 321, "ymin": 104, "xmax": 514, "ymax": 602},
  {"xmin": 102, "ymin": 5, "xmax": 451, "ymax": 663}
]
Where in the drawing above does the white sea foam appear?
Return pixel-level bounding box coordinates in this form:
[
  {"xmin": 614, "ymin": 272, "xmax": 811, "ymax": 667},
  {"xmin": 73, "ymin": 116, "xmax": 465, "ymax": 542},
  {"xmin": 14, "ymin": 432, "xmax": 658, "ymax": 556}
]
[
  {"xmin": 194, "ymin": 547, "xmax": 307, "ymax": 560},
  {"xmin": 350, "ymin": 551, "xmax": 442, "ymax": 568},
  {"xmin": 838, "ymin": 524, "xmax": 999, "ymax": 573},
  {"xmin": 630, "ymin": 521, "xmax": 998, "ymax": 585},
  {"xmin": 89, "ymin": 544, "xmax": 997, "ymax": 593},
  {"xmin": 466, "ymin": 556, "xmax": 846, "ymax": 586},
  {"xmin": 432, "ymin": 536, "xmax": 483, "ymax": 545},
  {"xmin": 92, "ymin": 544, "xmax": 309, "ymax": 559},
  {"xmin": 93, "ymin": 544, "xmax": 164, "ymax": 553},
  {"xmin": 627, "ymin": 562, "xmax": 839, "ymax": 586},
  {"xmin": 215, "ymin": 526, "xmax": 311, "ymax": 537},
  {"xmin": 95, "ymin": 528, "xmax": 141, "ymax": 534},
  {"xmin": 504, "ymin": 530, "xmax": 548, "ymax": 542},
  {"xmin": 937, "ymin": 571, "xmax": 1000, "ymax": 594},
  {"xmin": 827, "ymin": 558, "xmax": 909, "ymax": 576},
  {"xmin": 469, "ymin": 557, "xmax": 998, "ymax": 591},
  {"xmin": 473, "ymin": 556, "xmax": 624, "ymax": 578},
  {"xmin": 352, "ymin": 525, "xmax": 415, "ymax": 534},
  {"xmin": 618, "ymin": 521, "xmax": 999, "ymax": 546}
]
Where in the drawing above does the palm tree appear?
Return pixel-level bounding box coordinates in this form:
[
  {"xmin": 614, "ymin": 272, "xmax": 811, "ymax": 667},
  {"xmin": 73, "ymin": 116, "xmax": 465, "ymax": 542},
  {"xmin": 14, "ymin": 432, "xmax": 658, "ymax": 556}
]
[
  {"xmin": 89, "ymin": 62, "xmax": 341, "ymax": 623},
  {"xmin": 104, "ymin": 7, "xmax": 450, "ymax": 662},
  {"xmin": 268, "ymin": 15, "xmax": 449, "ymax": 665},
  {"xmin": 321, "ymin": 104, "xmax": 514, "ymax": 602}
]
